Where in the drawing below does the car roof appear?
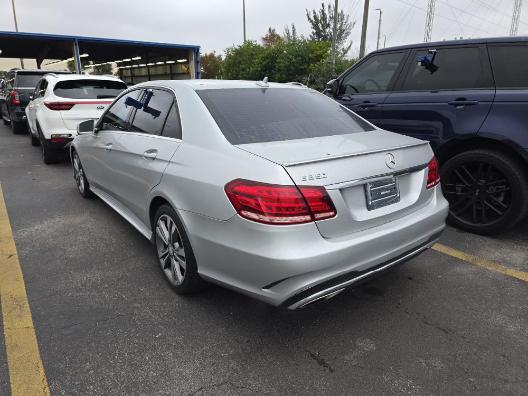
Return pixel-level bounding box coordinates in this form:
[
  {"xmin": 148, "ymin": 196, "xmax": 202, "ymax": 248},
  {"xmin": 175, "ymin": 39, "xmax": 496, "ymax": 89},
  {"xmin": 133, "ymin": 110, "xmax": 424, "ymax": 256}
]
[
  {"xmin": 133, "ymin": 79, "xmax": 307, "ymax": 91},
  {"xmin": 371, "ymin": 35, "xmax": 528, "ymax": 54}
]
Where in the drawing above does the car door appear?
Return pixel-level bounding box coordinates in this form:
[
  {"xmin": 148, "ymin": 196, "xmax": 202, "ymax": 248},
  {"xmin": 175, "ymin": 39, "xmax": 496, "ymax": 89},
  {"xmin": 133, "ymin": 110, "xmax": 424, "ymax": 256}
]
[
  {"xmin": 381, "ymin": 45, "xmax": 495, "ymax": 152},
  {"xmin": 27, "ymin": 79, "xmax": 46, "ymax": 132},
  {"xmin": 80, "ymin": 89, "xmax": 139, "ymax": 193},
  {"xmin": 334, "ymin": 51, "xmax": 408, "ymax": 123},
  {"xmin": 106, "ymin": 88, "xmax": 182, "ymax": 225}
]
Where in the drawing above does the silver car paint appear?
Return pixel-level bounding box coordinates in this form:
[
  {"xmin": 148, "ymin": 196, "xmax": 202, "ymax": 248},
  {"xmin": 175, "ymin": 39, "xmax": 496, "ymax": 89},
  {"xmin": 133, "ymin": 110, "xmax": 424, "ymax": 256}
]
[{"xmin": 72, "ymin": 80, "xmax": 448, "ymax": 307}]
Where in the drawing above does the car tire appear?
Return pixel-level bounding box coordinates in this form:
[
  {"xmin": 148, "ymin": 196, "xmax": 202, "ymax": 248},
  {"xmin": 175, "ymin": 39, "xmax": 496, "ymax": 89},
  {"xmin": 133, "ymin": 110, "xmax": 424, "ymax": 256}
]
[
  {"xmin": 11, "ymin": 120, "xmax": 26, "ymax": 134},
  {"xmin": 37, "ymin": 125, "xmax": 59, "ymax": 164},
  {"xmin": 72, "ymin": 151, "xmax": 93, "ymax": 198},
  {"xmin": 29, "ymin": 129, "xmax": 40, "ymax": 146},
  {"xmin": 440, "ymin": 149, "xmax": 528, "ymax": 235},
  {"xmin": 154, "ymin": 204, "xmax": 206, "ymax": 294}
]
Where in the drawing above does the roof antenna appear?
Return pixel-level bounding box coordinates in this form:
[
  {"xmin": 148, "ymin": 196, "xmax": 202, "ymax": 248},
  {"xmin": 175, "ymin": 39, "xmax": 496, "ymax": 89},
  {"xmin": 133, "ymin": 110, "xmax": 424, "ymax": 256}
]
[{"xmin": 256, "ymin": 76, "xmax": 269, "ymax": 88}]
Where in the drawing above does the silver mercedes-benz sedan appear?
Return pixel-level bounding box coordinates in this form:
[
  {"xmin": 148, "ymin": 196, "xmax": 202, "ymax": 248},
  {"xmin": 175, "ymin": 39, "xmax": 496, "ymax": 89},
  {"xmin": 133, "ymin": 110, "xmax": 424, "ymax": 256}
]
[{"xmin": 71, "ymin": 79, "xmax": 448, "ymax": 309}]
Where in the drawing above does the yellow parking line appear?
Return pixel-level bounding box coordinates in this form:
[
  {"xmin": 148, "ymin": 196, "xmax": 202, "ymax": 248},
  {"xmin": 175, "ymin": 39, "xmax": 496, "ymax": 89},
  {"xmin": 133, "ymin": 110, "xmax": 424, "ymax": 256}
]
[
  {"xmin": 0, "ymin": 184, "xmax": 50, "ymax": 396},
  {"xmin": 433, "ymin": 243, "xmax": 528, "ymax": 283}
]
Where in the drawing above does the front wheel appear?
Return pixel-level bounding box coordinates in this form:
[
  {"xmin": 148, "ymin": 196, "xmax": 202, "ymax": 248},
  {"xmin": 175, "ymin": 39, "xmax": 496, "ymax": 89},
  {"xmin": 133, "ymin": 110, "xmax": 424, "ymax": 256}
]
[
  {"xmin": 154, "ymin": 205, "xmax": 205, "ymax": 294},
  {"xmin": 441, "ymin": 149, "xmax": 528, "ymax": 235},
  {"xmin": 72, "ymin": 151, "xmax": 93, "ymax": 198}
]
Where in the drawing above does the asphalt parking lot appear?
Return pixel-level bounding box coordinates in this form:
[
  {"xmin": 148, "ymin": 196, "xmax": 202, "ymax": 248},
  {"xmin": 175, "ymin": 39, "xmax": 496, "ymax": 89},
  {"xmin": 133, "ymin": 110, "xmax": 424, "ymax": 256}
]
[{"xmin": 0, "ymin": 123, "xmax": 527, "ymax": 395}]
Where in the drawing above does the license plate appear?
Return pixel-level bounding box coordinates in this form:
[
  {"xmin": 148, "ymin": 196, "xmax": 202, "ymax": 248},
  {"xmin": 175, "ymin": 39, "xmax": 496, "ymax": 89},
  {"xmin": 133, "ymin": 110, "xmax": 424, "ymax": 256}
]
[{"xmin": 365, "ymin": 176, "xmax": 400, "ymax": 211}]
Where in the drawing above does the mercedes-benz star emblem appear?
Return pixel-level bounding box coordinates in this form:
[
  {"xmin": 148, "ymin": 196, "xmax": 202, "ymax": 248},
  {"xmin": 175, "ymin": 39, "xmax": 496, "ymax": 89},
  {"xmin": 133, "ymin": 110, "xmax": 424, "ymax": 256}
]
[{"xmin": 385, "ymin": 153, "xmax": 396, "ymax": 169}]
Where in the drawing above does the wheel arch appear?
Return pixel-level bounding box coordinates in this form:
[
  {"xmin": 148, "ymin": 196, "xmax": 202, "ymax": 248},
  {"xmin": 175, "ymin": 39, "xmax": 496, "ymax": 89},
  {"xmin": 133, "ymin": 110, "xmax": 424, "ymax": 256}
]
[{"xmin": 436, "ymin": 137, "xmax": 528, "ymax": 173}]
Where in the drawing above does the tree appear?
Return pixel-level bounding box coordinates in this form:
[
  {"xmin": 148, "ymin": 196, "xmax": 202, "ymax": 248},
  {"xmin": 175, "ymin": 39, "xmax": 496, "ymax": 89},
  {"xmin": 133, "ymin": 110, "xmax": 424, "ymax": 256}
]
[
  {"xmin": 306, "ymin": 2, "xmax": 354, "ymax": 56},
  {"xmin": 261, "ymin": 27, "xmax": 283, "ymax": 47},
  {"xmin": 223, "ymin": 38, "xmax": 330, "ymax": 86},
  {"xmin": 308, "ymin": 57, "xmax": 356, "ymax": 91},
  {"xmin": 200, "ymin": 52, "xmax": 223, "ymax": 79},
  {"xmin": 283, "ymin": 24, "xmax": 300, "ymax": 42}
]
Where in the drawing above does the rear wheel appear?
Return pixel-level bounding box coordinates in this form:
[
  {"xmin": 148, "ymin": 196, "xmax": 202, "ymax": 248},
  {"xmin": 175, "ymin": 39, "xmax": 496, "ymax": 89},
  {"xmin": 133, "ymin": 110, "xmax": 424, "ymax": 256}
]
[
  {"xmin": 38, "ymin": 124, "xmax": 59, "ymax": 164},
  {"xmin": 72, "ymin": 151, "xmax": 93, "ymax": 198},
  {"xmin": 11, "ymin": 120, "xmax": 26, "ymax": 134},
  {"xmin": 441, "ymin": 149, "xmax": 528, "ymax": 235},
  {"xmin": 154, "ymin": 204, "xmax": 205, "ymax": 294},
  {"xmin": 29, "ymin": 128, "xmax": 40, "ymax": 146}
]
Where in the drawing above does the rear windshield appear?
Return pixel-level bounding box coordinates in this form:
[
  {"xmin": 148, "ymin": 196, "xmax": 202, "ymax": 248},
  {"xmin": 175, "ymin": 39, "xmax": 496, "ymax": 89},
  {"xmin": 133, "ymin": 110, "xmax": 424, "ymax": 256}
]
[
  {"xmin": 196, "ymin": 88, "xmax": 374, "ymax": 144},
  {"xmin": 53, "ymin": 79, "xmax": 127, "ymax": 99},
  {"xmin": 15, "ymin": 73, "xmax": 46, "ymax": 88}
]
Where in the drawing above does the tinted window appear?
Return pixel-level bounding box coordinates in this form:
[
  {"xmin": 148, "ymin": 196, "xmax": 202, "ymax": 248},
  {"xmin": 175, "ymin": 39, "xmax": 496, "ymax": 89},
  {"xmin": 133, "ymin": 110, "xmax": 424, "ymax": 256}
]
[
  {"xmin": 15, "ymin": 73, "xmax": 47, "ymax": 88},
  {"xmin": 162, "ymin": 104, "xmax": 182, "ymax": 139},
  {"xmin": 54, "ymin": 79, "xmax": 127, "ymax": 99},
  {"xmin": 340, "ymin": 52, "xmax": 404, "ymax": 95},
  {"xmin": 197, "ymin": 88, "xmax": 374, "ymax": 145},
  {"xmin": 489, "ymin": 45, "xmax": 528, "ymax": 87},
  {"xmin": 402, "ymin": 47, "xmax": 492, "ymax": 91},
  {"xmin": 100, "ymin": 90, "xmax": 139, "ymax": 131},
  {"xmin": 129, "ymin": 89, "xmax": 173, "ymax": 135}
]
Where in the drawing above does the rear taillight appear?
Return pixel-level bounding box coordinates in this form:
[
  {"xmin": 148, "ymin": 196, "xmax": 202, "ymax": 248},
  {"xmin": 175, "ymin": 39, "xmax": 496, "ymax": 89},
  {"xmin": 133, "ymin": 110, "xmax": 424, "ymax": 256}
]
[
  {"xmin": 10, "ymin": 91, "xmax": 20, "ymax": 106},
  {"xmin": 426, "ymin": 156, "xmax": 440, "ymax": 189},
  {"xmin": 225, "ymin": 179, "xmax": 336, "ymax": 225},
  {"xmin": 44, "ymin": 102, "xmax": 75, "ymax": 111}
]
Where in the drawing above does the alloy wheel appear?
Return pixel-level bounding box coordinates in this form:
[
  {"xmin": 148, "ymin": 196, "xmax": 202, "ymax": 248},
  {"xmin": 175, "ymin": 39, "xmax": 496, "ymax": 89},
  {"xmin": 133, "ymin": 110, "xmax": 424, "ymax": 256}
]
[
  {"xmin": 442, "ymin": 161, "xmax": 511, "ymax": 227},
  {"xmin": 155, "ymin": 214, "xmax": 187, "ymax": 286},
  {"xmin": 72, "ymin": 154, "xmax": 85, "ymax": 194}
]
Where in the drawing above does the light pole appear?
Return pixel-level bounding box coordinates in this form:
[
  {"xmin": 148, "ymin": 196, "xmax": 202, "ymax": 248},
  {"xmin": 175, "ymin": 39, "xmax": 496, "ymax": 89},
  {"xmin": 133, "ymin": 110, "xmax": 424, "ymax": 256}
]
[
  {"xmin": 359, "ymin": 0, "xmax": 370, "ymax": 58},
  {"xmin": 331, "ymin": 0, "xmax": 339, "ymax": 75},
  {"xmin": 242, "ymin": 0, "xmax": 247, "ymax": 43},
  {"xmin": 10, "ymin": 0, "xmax": 24, "ymax": 68},
  {"xmin": 375, "ymin": 8, "xmax": 382, "ymax": 50}
]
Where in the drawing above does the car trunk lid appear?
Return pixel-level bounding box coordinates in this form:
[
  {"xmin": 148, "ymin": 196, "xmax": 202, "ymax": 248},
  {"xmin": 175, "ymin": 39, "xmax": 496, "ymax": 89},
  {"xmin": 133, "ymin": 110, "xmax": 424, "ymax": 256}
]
[
  {"xmin": 55, "ymin": 100, "xmax": 113, "ymax": 130},
  {"xmin": 237, "ymin": 130, "xmax": 435, "ymax": 238}
]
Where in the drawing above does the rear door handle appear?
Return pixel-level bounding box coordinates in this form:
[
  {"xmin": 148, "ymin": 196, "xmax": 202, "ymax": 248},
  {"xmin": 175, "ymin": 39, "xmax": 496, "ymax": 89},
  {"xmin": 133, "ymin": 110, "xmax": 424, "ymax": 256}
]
[
  {"xmin": 104, "ymin": 143, "xmax": 112, "ymax": 151},
  {"xmin": 448, "ymin": 100, "xmax": 478, "ymax": 107},
  {"xmin": 356, "ymin": 102, "xmax": 378, "ymax": 109},
  {"xmin": 143, "ymin": 149, "xmax": 158, "ymax": 160}
]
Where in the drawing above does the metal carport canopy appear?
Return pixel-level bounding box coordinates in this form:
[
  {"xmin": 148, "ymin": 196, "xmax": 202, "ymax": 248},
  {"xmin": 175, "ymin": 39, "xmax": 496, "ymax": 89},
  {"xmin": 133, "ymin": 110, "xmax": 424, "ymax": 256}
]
[{"xmin": 0, "ymin": 31, "xmax": 200, "ymax": 78}]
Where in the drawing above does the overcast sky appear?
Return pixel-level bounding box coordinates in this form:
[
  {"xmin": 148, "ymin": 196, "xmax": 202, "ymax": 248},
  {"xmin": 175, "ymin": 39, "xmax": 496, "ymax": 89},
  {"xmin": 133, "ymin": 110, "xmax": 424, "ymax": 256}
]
[{"xmin": 0, "ymin": 0, "xmax": 527, "ymax": 68}]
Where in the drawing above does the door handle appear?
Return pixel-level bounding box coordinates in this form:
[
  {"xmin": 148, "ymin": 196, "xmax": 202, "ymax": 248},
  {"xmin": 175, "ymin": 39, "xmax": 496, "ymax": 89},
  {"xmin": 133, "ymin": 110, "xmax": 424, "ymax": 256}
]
[
  {"xmin": 448, "ymin": 100, "xmax": 478, "ymax": 107},
  {"xmin": 143, "ymin": 149, "xmax": 158, "ymax": 160},
  {"xmin": 356, "ymin": 102, "xmax": 378, "ymax": 109},
  {"xmin": 104, "ymin": 143, "xmax": 112, "ymax": 151}
]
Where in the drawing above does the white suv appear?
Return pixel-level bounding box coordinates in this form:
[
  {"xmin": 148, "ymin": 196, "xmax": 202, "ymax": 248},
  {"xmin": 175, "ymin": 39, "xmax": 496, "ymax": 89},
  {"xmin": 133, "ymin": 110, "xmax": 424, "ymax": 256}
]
[{"xmin": 26, "ymin": 74, "xmax": 127, "ymax": 163}]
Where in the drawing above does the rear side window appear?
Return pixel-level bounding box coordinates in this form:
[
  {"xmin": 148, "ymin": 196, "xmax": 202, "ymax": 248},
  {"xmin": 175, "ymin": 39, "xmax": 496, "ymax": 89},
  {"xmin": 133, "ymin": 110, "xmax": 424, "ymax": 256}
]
[
  {"xmin": 162, "ymin": 104, "xmax": 182, "ymax": 139},
  {"xmin": 54, "ymin": 79, "xmax": 126, "ymax": 99},
  {"xmin": 401, "ymin": 47, "xmax": 492, "ymax": 91},
  {"xmin": 15, "ymin": 73, "xmax": 46, "ymax": 88},
  {"xmin": 489, "ymin": 45, "xmax": 528, "ymax": 88},
  {"xmin": 340, "ymin": 52, "xmax": 405, "ymax": 95},
  {"xmin": 129, "ymin": 89, "xmax": 173, "ymax": 135},
  {"xmin": 197, "ymin": 88, "xmax": 374, "ymax": 145}
]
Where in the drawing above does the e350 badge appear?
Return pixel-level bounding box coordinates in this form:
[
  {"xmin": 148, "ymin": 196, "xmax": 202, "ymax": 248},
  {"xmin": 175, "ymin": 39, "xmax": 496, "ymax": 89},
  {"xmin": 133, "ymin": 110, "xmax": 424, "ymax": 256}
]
[{"xmin": 301, "ymin": 173, "xmax": 327, "ymax": 182}]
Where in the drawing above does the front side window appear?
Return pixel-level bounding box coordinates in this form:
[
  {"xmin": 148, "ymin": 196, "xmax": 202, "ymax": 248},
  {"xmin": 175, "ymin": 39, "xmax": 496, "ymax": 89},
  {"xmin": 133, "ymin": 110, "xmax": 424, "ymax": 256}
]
[
  {"xmin": 401, "ymin": 47, "xmax": 492, "ymax": 91},
  {"xmin": 129, "ymin": 89, "xmax": 173, "ymax": 135},
  {"xmin": 488, "ymin": 45, "xmax": 528, "ymax": 88},
  {"xmin": 99, "ymin": 90, "xmax": 139, "ymax": 131},
  {"xmin": 53, "ymin": 79, "xmax": 127, "ymax": 99},
  {"xmin": 197, "ymin": 88, "xmax": 374, "ymax": 145},
  {"xmin": 339, "ymin": 52, "xmax": 405, "ymax": 95}
]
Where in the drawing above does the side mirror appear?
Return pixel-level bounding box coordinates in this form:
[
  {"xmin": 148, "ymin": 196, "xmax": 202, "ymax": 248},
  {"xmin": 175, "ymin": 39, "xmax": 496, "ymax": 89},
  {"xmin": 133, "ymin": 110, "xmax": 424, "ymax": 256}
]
[
  {"xmin": 78, "ymin": 119, "xmax": 95, "ymax": 135},
  {"xmin": 325, "ymin": 79, "xmax": 340, "ymax": 97}
]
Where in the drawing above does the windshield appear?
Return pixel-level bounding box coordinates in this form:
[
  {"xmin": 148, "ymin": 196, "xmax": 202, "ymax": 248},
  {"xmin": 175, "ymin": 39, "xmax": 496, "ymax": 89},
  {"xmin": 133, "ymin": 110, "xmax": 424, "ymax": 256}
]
[
  {"xmin": 15, "ymin": 73, "xmax": 46, "ymax": 88},
  {"xmin": 196, "ymin": 88, "xmax": 374, "ymax": 145},
  {"xmin": 53, "ymin": 79, "xmax": 127, "ymax": 99}
]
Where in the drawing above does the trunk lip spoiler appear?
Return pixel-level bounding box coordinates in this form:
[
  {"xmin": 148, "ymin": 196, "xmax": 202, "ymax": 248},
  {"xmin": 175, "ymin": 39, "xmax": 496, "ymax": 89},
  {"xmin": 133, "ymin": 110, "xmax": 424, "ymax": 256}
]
[
  {"xmin": 282, "ymin": 141, "xmax": 429, "ymax": 167},
  {"xmin": 325, "ymin": 163, "xmax": 428, "ymax": 190}
]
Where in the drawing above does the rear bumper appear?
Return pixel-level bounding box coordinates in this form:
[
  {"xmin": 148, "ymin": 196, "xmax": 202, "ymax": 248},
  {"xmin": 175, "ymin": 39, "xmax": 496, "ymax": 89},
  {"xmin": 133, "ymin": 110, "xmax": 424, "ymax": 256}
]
[
  {"xmin": 12, "ymin": 108, "xmax": 27, "ymax": 123},
  {"xmin": 43, "ymin": 137, "xmax": 74, "ymax": 151},
  {"xmin": 180, "ymin": 187, "xmax": 449, "ymax": 307}
]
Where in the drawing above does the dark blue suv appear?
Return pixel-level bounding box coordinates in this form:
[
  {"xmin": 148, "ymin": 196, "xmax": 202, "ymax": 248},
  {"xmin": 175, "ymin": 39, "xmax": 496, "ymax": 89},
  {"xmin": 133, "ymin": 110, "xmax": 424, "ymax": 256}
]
[{"xmin": 326, "ymin": 37, "xmax": 528, "ymax": 235}]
